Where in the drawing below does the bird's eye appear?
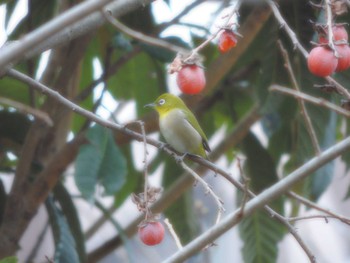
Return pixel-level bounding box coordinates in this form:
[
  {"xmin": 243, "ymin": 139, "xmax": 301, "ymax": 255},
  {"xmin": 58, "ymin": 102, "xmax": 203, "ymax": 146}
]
[{"xmin": 158, "ymin": 99, "xmax": 165, "ymax": 105}]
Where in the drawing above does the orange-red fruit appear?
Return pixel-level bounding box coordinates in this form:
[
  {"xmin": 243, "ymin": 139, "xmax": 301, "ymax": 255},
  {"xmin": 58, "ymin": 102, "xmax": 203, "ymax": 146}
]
[
  {"xmin": 319, "ymin": 25, "xmax": 348, "ymax": 44},
  {"xmin": 307, "ymin": 46, "xmax": 338, "ymax": 77},
  {"xmin": 335, "ymin": 45, "xmax": 350, "ymax": 72},
  {"xmin": 218, "ymin": 31, "xmax": 237, "ymax": 53},
  {"xmin": 177, "ymin": 65, "xmax": 206, "ymax": 94},
  {"xmin": 138, "ymin": 221, "xmax": 165, "ymax": 246}
]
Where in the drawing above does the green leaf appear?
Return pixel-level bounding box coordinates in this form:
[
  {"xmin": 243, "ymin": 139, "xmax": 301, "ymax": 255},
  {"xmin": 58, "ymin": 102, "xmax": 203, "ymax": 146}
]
[
  {"xmin": 107, "ymin": 52, "xmax": 163, "ymax": 116},
  {"xmin": 0, "ymin": 256, "xmax": 18, "ymax": 263},
  {"xmin": 239, "ymin": 132, "xmax": 284, "ymax": 263},
  {"xmin": 75, "ymin": 124, "xmax": 127, "ymax": 200},
  {"xmin": 0, "ymin": 76, "xmax": 30, "ymax": 104},
  {"xmin": 53, "ymin": 183, "xmax": 86, "ymax": 263},
  {"xmin": 114, "ymin": 145, "xmax": 140, "ymax": 207},
  {"xmin": 45, "ymin": 196, "xmax": 80, "ymax": 263},
  {"xmin": 239, "ymin": 210, "xmax": 284, "ymax": 263}
]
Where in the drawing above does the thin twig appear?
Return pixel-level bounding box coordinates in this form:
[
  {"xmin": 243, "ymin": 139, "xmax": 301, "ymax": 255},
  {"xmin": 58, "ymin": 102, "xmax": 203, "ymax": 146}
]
[
  {"xmin": 325, "ymin": 0, "xmax": 339, "ymax": 57},
  {"xmin": 267, "ymin": 211, "xmax": 317, "ymax": 263},
  {"xmin": 183, "ymin": 0, "xmax": 243, "ymax": 63},
  {"xmin": 157, "ymin": 0, "xmax": 206, "ymax": 32},
  {"xmin": 138, "ymin": 120, "xmax": 151, "ymax": 219},
  {"xmin": 325, "ymin": 76, "xmax": 350, "ymax": 100},
  {"xmin": 287, "ymin": 191, "xmax": 350, "ymax": 225},
  {"xmin": 0, "ymin": 97, "xmax": 53, "ymax": 126},
  {"xmin": 102, "ymin": 9, "xmax": 188, "ymax": 54},
  {"xmin": 267, "ymin": 0, "xmax": 308, "ymax": 57},
  {"xmin": 287, "ymin": 214, "xmax": 350, "ymax": 224},
  {"xmin": 0, "ymin": 0, "xmax": 115, "ymax": 71},
  {"xmin": 236, "ymin": 156, "xmax": 250, "ymax": 216},
  {"xmin": 164, "ymin": 218, "xmax": 183, "ymax": 250},
  {"xmin": 270, "ymin": 85, "xmax": 350, "ymax": 118},
  {"xmin": 179, "ymin": 161, "xmax": 225, "ymax": 224},
  {"xmin": 277, "ymin": 41, "xmax": 321, "ymax": 155}
]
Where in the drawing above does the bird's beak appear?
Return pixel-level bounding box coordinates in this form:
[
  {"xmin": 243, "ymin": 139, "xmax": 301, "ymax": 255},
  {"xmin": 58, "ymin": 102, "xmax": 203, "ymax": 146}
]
[{"xmin": 144, "ymin": 103, "xmax": 156, "ymax": 108}]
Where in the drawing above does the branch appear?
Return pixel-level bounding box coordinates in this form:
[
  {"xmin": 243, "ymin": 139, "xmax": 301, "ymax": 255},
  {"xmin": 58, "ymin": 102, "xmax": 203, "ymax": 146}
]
[
  {"xmin": 163, "ymin": 136, "xmax": 350, "ymax": 263},
  {"xmin": 325, "ymin": 0, "xmax": 339, "ymax": 57},
  {"xmin": 6, "ymin": 68, "xmax": 163, "ymax": 149},
  {"xmin": 277, "ymin": 41, "xmax": 321, "ymax": 155},
  {"xmin": 287, "ymin": 191, "xmax": 350, "ymax": 225},
  {"xmin": 270, "ymin": 85, "xmax": 350, "ymax": 118},
  {"xmin": 0, "ymin": 0, "xmax": 155, "ymax": 69},
  {"xmin": 180, "ymin": 161, "xmax": 224, "ymax": 224},
  {"xmin": 102, "ymin": 9, "xmax": 188, "ymax": 54},
  {"xmin": 0, "ymin": 0, "xmax": 115, "ymax": 71},
  {"xmin": 267, "ymin": 0, "xmax": 308, "ymax": 58},
  {"xmin": 287, "ymin": 214, "xmax": 350, "ymax": 224},
  {"xmin": 0, "ymin": 97, "xmax": 53, "ymax": 126}
]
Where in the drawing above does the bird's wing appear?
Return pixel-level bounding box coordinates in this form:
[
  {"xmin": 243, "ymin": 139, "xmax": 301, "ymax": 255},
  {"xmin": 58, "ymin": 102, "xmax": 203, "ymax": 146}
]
[{"xmin": 183, "ymin": 110, "xmax": 211, "ymax": 153}]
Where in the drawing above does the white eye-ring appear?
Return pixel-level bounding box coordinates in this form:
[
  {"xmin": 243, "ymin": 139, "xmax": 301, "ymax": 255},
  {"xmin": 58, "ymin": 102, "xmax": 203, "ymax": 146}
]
[{"xmin": 158, "ymin": 99, "xmax": 165, "ymax": 105}]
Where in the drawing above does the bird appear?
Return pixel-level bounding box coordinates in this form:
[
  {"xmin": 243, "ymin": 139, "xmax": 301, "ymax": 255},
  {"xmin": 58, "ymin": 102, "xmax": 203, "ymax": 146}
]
[{"xmin": 146, "ymin": 93, "xmax": 211, "ymax": 159}]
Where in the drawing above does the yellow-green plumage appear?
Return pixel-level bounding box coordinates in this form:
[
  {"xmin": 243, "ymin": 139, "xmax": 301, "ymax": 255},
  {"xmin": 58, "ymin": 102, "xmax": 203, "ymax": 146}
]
[{"xmin": 147, "ymin": 93, "xmax": 210, "ymax": 158}]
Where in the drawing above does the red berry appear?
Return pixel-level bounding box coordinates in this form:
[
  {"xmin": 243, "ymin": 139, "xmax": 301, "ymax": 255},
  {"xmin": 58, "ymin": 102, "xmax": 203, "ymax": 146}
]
[
  {"xmin": 307, "ymin": 46, "xmax": 338, "ymax": 77},
  {"xmin": 218, "ymin": 30, "xmax": 237, "ymax": 53},
  {"xmin": 319, "ymin": 26, "xmax": 348, "ymax": 44},
  {"xmin": 335, "ymin": 45, "xmax": 350, "ymax": 72},
  {"xmin": 177, "ymin": 65, "xmax": 206, "ymax": 94},
  {"xmin": 138, "ymin": 221, "xmax": 165, "ymax": 246}
]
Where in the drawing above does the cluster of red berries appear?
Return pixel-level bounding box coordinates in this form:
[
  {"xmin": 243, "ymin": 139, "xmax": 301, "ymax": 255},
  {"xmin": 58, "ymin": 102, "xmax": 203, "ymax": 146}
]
[
  {"xmin": 175, "ymin": 29, "xmax": 238, "ymax": 95},
  {"xmin": 138, "ymin": 220, "xmax": 165, "ymax": 246},
  {"xmin": 307, "ymin": 25, "xmax": 350, "ymax": 77}
]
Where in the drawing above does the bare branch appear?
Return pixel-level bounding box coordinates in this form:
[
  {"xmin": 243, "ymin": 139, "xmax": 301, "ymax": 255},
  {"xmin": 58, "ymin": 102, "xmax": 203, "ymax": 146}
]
[
  {"xmin": 0, "ymin": 97, "xmax": 53, "ymax": 126},
  {"xmin": 0, "ymin": 0, "xmax": 155, "ymax": 69},
  {"xmin": 267, "ymin": 0, "xmax": 308, "ymax": 57},
  {"xmin": 102, "ymin": 9, "xmax": 188, "ymax": 54},
  {"xmin": 277, "ymin": 41, "xmax": 321, "ymax": 155},
  {"xmin": 180, "ymin": 160, "xmax": 225, "ymax": 225},
  {"xmin": 288, "ymin": 191, "xmax": 350, "ymax": 225},
  {"xmin": 164, "ymin": 218, "xmax": 183, "ymax": 250},
  {"xmin": 0, "ymin": 0, "xmax": 114, "ymax": 71},
  {"xmin": 270, "ymin": 85, "xmax": 350, "ymax": 118},
  {"xmin": 325, "ymin": 0, "xmax": 339, "ymax": 57}
]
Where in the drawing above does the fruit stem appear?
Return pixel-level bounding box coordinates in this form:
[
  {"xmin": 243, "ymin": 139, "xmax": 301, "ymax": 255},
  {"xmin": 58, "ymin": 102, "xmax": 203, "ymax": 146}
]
[{"xmin": 325, "ymin": 0, "xmax": 340, "ymax": 57}]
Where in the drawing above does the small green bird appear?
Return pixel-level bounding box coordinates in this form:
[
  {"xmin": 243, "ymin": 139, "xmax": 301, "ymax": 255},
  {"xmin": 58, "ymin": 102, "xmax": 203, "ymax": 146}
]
[{"xmin": 146, "ymin": 93, "xmax": 211, "ymax": 158}]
